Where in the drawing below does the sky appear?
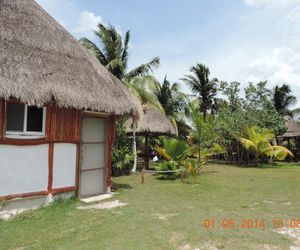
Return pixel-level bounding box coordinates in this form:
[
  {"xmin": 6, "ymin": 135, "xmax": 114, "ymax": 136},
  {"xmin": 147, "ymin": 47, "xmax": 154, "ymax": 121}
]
[{"xmin": 36, "ymin": 0, "xmax": 300, "ymax": 106}]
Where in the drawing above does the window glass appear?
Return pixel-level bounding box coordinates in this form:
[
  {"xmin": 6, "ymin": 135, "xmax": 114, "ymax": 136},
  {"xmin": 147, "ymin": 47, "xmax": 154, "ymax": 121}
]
[
  {"xmin": 6, "ymin": 103, "xmax": 25, "ymax": 132},
  {"xmin": 27, "ymin": 106, "xmax": 43, "ymax": 132}
]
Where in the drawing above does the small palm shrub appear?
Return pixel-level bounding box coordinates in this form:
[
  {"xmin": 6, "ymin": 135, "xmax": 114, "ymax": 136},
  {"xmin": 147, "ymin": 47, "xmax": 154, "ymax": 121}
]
[
  {"xmin": 240, "ymin": 126, "xmax": 293, "ymax": 165},
  {"xmin": 155, "ymin": 137, "xmax": 191, "ymax": 178},
  {"xmin": 185, "ymin": 159, "xmax": 204, "ymax": 184},
  {"xmin": 157, "ymin": 160, "xmax": 179, "ymax": 178},
  {"xmin": 155, "ymin": 137, "xmax": 191, "ymax": 164}
]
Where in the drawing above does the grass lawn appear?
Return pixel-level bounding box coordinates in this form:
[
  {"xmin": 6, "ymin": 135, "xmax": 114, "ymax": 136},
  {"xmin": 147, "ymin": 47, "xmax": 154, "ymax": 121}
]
[{"xmin": 1, "ymin": 163, "xmax": 300, "ymax": 250}]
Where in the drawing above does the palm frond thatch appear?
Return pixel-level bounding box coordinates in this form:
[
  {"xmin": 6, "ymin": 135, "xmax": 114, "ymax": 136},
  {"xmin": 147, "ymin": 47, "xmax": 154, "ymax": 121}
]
[{"xmin": 0, "ymin": 0, "xmax": 135, "ymax": 115}]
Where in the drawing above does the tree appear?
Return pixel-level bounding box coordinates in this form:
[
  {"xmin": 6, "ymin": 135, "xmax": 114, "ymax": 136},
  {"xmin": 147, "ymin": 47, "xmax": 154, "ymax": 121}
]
[
  {"xmin": 188, "ymin": 102, "xmax": 218, "ymax": 167},
  {"xmin": 216, "ymin": 81, "xmax": 286, "ymax": 164},
  {"xmin": 272, "ymin": 84, "xmax": 296, "ymax": 116},
  {"xmin": 239, "ymin": 126, "xmax": 274, "ymax": 164},
  {"xmin": 124, "ymin": 76, "xmax": 164, "ymax": 173},
  {"xmin": 80, "ymin": 23, "xmax": 161, "ymax": 174},
  {"xmin": 150, "ymin": 76, "xmax": 189, "ymax": 137},
  {"xmin": 219, "ymin": 81, "xmax": 242, "ymax": 111},
  {"xmin": 240, "ymin": 126, "xmax": 293, "ymax": 165},
  {"xmin": 80, "ymin": 23, "xmax": 160, "ymax": 81},
  {"xmin": 181, "ymin": 64, "xmax": 218, "ymax": 121}
]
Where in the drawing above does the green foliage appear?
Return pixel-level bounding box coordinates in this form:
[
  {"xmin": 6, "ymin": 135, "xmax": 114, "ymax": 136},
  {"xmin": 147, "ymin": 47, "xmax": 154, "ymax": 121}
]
[
  {"xmin": 155, "ymin": 137, "xmax": 191, "ymax": 163},
  {"xmin": 150, "ymin": 76, "xmax": 190, "ymax": 136},
  {"xmin": 156, "ymin": 160, "xmax": 179, "ymax": 178},
  {"xmin": 216, "ymin": 81, "xmax": 285, "ymax": 149},
  {"xmin": 181, "ymin": 63, "xmax": 218, "ymax": 121},
  {"xmin": 112, "ymin": 121, "xmax": 133, "ymax": 176},
  {"xmin": 80, "ymin": 23, "xmax": 160, "ymax": 81},
  {"xmin": 239, "ymin": 126, "xmax": 293, "ymax": 164},
  {"xmin": 272, "ymin": 84, "xmax": 296, "ymax": 116},
  {"xmin": 184, "ymin": 159, "xmax": 204, "ymax": 184},
  {"xmin": 211, "ymin": 143, "xmax": 225, "ymax": 155},
  {"xmin": 112, "ymin": 148, "xmax": 133, "ymax": 176},
  {"xmin": 155, "ymin": 137, "xmax": 191, "ymax": 179},
  {"xmin": 124, "ymin": 76, "xmax": 164, "ymax": 113},
  {"xmin": 262, "ymin": 145, "xmax": 294, "ymax": 163}
]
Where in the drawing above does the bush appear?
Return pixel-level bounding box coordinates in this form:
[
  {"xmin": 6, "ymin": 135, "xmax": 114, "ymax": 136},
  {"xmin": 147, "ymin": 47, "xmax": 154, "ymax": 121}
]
[
  {"xmin": 112, "ymin": 147, "xmax": 133, "ymax": 176},
  {"xmin": 156, "ymin": 160, "xmax": 179, "ymax": 179},
  {"xmin": 111, "ymin": 120, "xmax": 133, "ymax": 177}
]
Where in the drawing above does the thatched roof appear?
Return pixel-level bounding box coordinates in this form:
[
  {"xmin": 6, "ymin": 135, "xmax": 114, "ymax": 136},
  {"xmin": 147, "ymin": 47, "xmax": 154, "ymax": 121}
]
[
  {"xmin": 124, "ymin": 103, "xmax": 176, "ymax": 135},
  {"xmin": 0, "ymin": 0, "xmax": 135, "ymax": 115},
  {"xmin": 278, "ymin": 116, "xmax": 300, "ymax": 138}
]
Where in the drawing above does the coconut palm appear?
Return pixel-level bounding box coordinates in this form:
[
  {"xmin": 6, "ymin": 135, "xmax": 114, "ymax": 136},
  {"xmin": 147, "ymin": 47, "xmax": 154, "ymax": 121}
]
[
  {"xmin": 155, "ymin": 137, "xmax": 191, "ymax": 163},
  {"xmin": 79, "ymin": 23, "xmax": 159, "ymax": 81},
  {"xmin": 239, "ymin": 126, "xmax": 293, "ymax": 164},
  {"xmin": 123, "ymin": 76, "xmax": 165, "ymax": 173},
  {"xmin": 80, "ymin": 23, "xmax": 161, "ymax": 173},
  {"xmin": 272, "ymin": 84, "xmax": 296, "ymax": 116},
  {"xmin": 188, "ymin": 102, "xmax": 218, "ymax": 167},
  {"xmin": 181, "ymin": 64, "xmax": 218, "ymax": 121},
  {"xmin": 150, "ymin": 76, "xmax": 189, "ymax": 137}
]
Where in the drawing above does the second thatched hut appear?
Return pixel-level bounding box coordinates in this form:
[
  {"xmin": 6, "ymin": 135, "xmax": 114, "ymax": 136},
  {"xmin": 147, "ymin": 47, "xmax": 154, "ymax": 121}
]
[{"xmin": 124, "ymin": 103, "xmax": 176, "ymax": 170}]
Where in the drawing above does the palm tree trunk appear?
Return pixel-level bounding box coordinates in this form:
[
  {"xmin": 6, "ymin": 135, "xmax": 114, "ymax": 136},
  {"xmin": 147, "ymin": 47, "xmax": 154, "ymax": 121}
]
[
  {"xmin": 131, "ymin": 121, "xmax": 137, "ymax": 173},
  {"xmin": 144, "ymin": 133, "xmax": 149, "ymax": 170},
  {"xmin": 198, "ymin": 148, "xmax": 201, "ymax": 168},
  {"xmin": 236, "ymin": 141, "xmax": 240, "ymax": 165},
  {"xmin": 203, "ymin": 110, "xmax": 207, "ymax": 122}
]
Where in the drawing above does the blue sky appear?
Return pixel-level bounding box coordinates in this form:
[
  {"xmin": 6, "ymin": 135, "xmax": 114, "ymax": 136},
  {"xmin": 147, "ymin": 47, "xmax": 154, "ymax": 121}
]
[{"xmin": 36, "ymin": 0, "xmax": 300, "ymax": 104}]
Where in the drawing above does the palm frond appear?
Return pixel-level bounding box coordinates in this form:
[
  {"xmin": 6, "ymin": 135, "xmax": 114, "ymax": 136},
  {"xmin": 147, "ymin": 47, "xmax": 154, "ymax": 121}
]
[
  {"xmin": 121, "ymin": 31, "xmax": 130, "ymax": 68},
  {"xmin": 79, "ymin": 37, "xmax": 108, "ymax": 65},
  {"xmin": 240, "ymin": 138, "xmax": 257, "ymax": 151},
  {"xmin": 155, "ymin": 146, "xmax": 171, "ymax": 160},
  {"xmin": 125, "ymin": 57, "xmax": 160, "ymax": 78},
  {"xmin": 263, "ymin": 145, "xmax": 294, "ymax": 160}
]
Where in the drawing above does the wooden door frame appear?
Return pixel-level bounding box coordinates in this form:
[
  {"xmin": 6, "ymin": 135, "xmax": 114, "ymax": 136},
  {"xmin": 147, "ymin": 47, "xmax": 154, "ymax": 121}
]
[{"xmin": 78, "ymin": 112, "xmax": 109, "ymax": 198}]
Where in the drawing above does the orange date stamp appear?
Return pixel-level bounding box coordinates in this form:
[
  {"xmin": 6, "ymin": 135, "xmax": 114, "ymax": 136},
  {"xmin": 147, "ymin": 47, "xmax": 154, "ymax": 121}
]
[{"xmin": 203, "ymin": 218, "xmax": 300, "ymax": 229}]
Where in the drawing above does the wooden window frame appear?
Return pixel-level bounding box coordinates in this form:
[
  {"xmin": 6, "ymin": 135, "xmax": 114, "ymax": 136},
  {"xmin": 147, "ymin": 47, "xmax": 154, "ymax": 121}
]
[{"xmin": 5, "ymin": 101, "xmax": 47, "ymax": 139}]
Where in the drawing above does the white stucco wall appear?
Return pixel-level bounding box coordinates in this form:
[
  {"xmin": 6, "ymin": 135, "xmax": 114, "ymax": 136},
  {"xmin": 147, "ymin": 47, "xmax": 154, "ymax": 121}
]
[
  {"xmin": 52, "ymin": 143, "xmax": 77, "ymax": 189},
  {"xmin": 0, "ymin": 144, "xmax": 49, "ymax": 197}
]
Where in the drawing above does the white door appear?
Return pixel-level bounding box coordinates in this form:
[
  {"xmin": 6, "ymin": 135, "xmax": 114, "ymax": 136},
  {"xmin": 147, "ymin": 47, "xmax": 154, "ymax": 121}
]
[{"xmin": 80, "ymin": 117, "xmax": 106, "ymax": 197}]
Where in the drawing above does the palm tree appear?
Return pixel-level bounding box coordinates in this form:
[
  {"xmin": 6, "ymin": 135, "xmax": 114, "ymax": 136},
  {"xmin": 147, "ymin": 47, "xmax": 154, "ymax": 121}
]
[
  {"xmin": 181, "ymin": 64, "xmax": 218, "ymax": 121},
  {"xmin": 239, "ymin": 126, "xmax": 293, "ymax": 165},
  {"xmin": 123, "ymin": 76, "xmax": 164, "ymax": 173},
  {"xmin": 79, "ymin": 23, "xmax": 160, "ymax": 81},
  {"xmin": 150, "ymin": 76, "xmax": 189, "ymax": 137},
  {"xmin": 188, "ymin": 102, "xmax": 217, "ymax": 167},
  {"xmin": 272, "ymin": 84, "xmax": 296, "ymax": 116},
  {"xmin": 80, "ymin": 23, "xmax": 161, "ymax": 173}
]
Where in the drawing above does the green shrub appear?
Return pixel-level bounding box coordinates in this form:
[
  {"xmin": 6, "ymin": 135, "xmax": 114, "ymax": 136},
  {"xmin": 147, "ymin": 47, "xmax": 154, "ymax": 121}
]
[
  {"xmin": 112, "ymin": 120, "xmax": 133, "ymax": 177},
  {"xmin": 156, "ymin": 160, "xmax": 179, "ymax": 179},
  {"xmin": 112, "ymin": 147, "xmax": 133, "ymax": 176},
  {"xmin": 185, "ymin": 159, "xmax": 204, "ymax": 184}
]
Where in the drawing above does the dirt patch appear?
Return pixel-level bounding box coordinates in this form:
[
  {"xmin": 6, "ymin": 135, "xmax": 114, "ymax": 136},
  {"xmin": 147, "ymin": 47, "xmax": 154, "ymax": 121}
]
[
  {"xmin": 179, "ymin": 244, "xmax": 192, "ymax": 250},
  {"xmin": 273, "ymin": 227, "xmax": 300, "ymax": 250},
  {"xmin": 77, "ymin": 200, "xmax": 127, "ymax": 210},
  {"xmin": 261, "ymin": 244, "xmax": 282, "ymax": 250},
  {"xmin": 153, "ymin": 213, "xmax": 177, "ymax": 220},
  {"xmin": 263, "ymin": 200, "xmax": 274, "ymax": 204},
  {"xmin": 179, "ymin": 241, "xmax": 218, "ymax": 250}
]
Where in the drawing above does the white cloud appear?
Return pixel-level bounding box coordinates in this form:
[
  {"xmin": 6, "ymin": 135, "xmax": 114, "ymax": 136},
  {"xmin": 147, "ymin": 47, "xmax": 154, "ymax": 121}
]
[
  {"xmin": 74, "ymin": 11, "xmax": 103, "ymax": 38},
  {"xmin": 245, "ymin": 47, "xmax": 300, "ymax": 86},
  {"xmin": 243, "ymin": 0, "xmax": 300, "ymax": 8}
]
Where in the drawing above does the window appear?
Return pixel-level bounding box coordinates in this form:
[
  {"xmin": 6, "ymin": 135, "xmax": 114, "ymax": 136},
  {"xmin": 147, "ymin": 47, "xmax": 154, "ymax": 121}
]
[{"xmin": 6, "ymin": 102, "xmax": 46, "ymax": 138}]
